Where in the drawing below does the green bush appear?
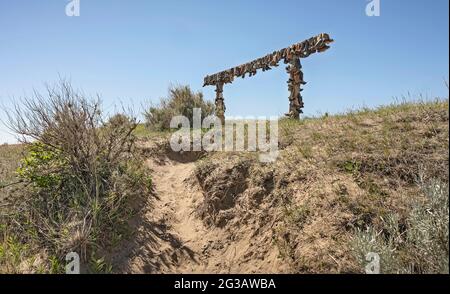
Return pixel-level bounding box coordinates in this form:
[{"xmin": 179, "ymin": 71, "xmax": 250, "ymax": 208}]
[
  {"xmin": 144, "ymin": 85, "xmax": 214, "ymax": 131},
  {"xmin": 1, "ymin": 81, "xmax": 152, "ymax": 273}
]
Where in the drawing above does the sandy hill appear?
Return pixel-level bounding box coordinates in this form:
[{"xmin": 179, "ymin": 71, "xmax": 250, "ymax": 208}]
[{"xmin": 109, "ymin": 99, "xmax": 449, "ymax": 274}]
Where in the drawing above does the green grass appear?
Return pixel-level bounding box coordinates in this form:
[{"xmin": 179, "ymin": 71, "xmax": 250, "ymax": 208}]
[
  {"xmin": 133, "ymin": 124, "xmax": 152, "ymax": 138},
  {"xmin": 133, "ymin": 123, "xmax": 172, "ymax": 140}
]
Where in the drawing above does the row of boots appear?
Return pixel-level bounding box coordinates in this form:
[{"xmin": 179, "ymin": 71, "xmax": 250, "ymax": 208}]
[{"xmin": 203, "ymin": 33, "xmax": 333, "ymax": 87}]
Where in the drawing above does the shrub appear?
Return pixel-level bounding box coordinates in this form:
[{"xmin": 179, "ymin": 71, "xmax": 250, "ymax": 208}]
[
  {"xmin": 144, "ymin": 85, "xmax": 214, "ymax": 131},
  {"xmin": 2, "ymin": 81, "xmax": 152, "ymax": 272},
  {"xmin": 351, "ymin": 177, "xmax": 449, "ymax": 274}
]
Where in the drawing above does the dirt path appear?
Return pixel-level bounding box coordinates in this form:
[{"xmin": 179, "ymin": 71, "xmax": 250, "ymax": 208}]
[
  {"xmin": 113, "ymin": 150, "xmax": 286, "ymax": 274},
  {"xmin": 149, "ymin": 159, "xmax": 211, "ymax": 273},
  {"xmin": 115, "ymin": 157, "xmax": 230, "ymax": 273}
]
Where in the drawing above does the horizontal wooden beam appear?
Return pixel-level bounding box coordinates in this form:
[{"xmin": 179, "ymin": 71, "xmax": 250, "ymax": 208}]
[{"xmin": 203, "ymin": 33, "xmax": 333, "ymax": 87}]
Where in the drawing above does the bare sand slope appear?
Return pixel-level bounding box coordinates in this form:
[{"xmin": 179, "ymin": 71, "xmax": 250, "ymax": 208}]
[
  {"xmin": 113, "ymin": 157, "xmax": 238, "ymax": 273},
  {"xmin": 113, "ymin": 152, "xmax": 286, "ymax": 274}
]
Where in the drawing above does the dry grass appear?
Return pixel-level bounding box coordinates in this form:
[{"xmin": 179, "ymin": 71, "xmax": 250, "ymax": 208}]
[
  {"xmin": 0, "ymin": 144, "xmax": 24, "ymax": 182},
  {"xmin": 0, "ymin": 144, "xmax": 25, "ymax": 204}
]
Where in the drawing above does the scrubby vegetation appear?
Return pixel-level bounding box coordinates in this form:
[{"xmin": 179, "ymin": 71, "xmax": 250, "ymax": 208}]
[
  {"xmin": 0, "ymin": 81, "xmax": 152, "ymax": 273},
  {"xmin": 144, "ymin": 85, "xmax": 214, "ymax": 131}
]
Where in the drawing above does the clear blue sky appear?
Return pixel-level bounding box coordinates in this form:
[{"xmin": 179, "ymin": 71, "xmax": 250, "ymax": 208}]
[{"xmin": 0, "ymin": 0, "xmax": 449, "ymax": 143}]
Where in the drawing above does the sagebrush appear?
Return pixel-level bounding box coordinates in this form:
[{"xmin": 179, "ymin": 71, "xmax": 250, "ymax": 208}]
[{"xmin": 351, "ymin": 177, "xmax": 449, "ymax": 274}]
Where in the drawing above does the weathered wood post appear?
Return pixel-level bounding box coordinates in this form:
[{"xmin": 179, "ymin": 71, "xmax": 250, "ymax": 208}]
[
  {"xmin": 215, "ymin": 82, "xmax": 226, "ymax": 125},
  {"xmin": 286, "ymin": 56, "xmax": 306, "ymax": 119}
]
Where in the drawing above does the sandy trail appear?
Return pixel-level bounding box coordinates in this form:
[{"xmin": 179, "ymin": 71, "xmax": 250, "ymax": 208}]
[
  {"xmin": 114, "ymin": 150, "xmax": 284, "ymax": 274},
  {"xmin": 115, "ymin": 157, "xmax": 228, "ymax": 273},
  {"xmin": 149, "ymin": 159, "xmax": 210, "ymax": 273}
]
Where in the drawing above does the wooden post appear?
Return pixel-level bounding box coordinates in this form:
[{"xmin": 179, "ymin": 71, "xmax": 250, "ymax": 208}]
[
  {"xmin": 215, "ymin": 82, "xmax": 226, "ymax": 125},
  {"xmin": 286, "ymin": 56, "xmax": 306, "ymax": 119}
]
